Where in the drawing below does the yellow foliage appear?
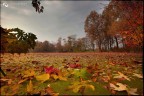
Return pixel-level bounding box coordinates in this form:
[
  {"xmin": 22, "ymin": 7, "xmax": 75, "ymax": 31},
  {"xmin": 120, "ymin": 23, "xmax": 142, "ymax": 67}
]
[
  {"xmin": 27, "ymin": 80, "xmax": 33, "ymax": 93},
  {"xmin": 23, "ymin": 69, "xmax": 35, "ymax": 78},
  {"xmin": 36, "ymin": 74, "xmax": 50, "ymax": 83}
]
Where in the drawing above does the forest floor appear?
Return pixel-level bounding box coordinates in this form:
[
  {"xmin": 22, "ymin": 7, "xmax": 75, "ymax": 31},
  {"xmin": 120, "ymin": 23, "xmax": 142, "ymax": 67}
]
[{"xmin": 0, "ymin": 52, "xmax": 143, "ymax": 95}]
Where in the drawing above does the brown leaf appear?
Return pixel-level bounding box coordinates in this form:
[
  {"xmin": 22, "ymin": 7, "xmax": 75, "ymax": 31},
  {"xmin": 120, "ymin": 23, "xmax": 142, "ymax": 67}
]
[
  {"xmin": 111, "ymin": 89, "xmax": 116, "ymax": 94},
  {"xmin": 92, "ymin": 77, "xmax": 97, "ymax": 82},
  {"xmin": 32, "ymin": 61, "xmax": 40, "ymax": 64},
  {"xmin": 133, "ymin": 73, "xmax": 143, "ymax": 79},
  {"xmin": 45, "ymin": 85, "xmax": 59, "ymax": 96},
  {"xmin": 0, "ymin": 79, "xmax": 12, "ymax": 85},
  {"xmin": 133, "ymin": 60, "xmax": 142, "ymax": 64}
]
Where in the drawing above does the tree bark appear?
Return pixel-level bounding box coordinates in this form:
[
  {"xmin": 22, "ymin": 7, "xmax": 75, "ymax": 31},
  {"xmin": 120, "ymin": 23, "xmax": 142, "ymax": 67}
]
[{"xmin": 114, "ymin": 36, "xmax": 119, "ymax": 49}]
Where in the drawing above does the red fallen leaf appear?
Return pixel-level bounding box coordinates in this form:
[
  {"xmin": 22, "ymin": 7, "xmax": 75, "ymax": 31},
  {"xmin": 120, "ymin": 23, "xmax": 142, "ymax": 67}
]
[
  {"xmin": 69, "ymin": 64, "xmax": 81, "ymax": 69},
  {"xmin": 69, "ymin": 64, "xmax": 76, "ymax": 68},
  {"xmin": 44, "ymin": 66, "xmax": 59, "ymax": 74}
]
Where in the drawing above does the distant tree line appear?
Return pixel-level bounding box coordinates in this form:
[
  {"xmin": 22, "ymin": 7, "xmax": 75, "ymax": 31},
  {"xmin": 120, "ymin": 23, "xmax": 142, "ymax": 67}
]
[{"xmin": 29, "ymin": 35, "xmax": 94, "ymax": 52}]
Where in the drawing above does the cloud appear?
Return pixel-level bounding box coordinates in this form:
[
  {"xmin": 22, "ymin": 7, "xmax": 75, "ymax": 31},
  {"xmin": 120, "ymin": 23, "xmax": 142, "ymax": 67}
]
[{"xmin": 1, "ymin": 1, "xmax": 110, "ymax": 42}]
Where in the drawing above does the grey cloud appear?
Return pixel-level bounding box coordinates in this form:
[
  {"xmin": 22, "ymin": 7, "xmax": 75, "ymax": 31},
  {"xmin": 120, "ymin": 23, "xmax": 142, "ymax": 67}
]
[{"xmin": 1, "ymin": 1, "xmax": 110, "ymax": 42}]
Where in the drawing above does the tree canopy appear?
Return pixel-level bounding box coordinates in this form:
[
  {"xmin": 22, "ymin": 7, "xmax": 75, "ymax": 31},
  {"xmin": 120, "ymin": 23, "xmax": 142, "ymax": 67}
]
[{"xmin": 1, "ymin": 26, "xmax": 37, "ymax": 54}]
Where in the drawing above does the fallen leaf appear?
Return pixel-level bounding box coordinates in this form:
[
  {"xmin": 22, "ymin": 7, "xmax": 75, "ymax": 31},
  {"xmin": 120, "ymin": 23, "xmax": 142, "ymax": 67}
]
[
  {"xmin": 110, "ymin": 83, "xmax": 138, "ymax": 95},
  {"xmin": 27, "ymin": 80, "xmax": 33, "ymax": 93},
  {"xmin": 45, "ymin": 85, "xmax": 59, "ymax": 96},
  {"xmin": 133, "ymin": 73, "xmax": 143, "ymax": 79},
  {"xmin": 23, "ymin": 69, "xmax": 35, "ymax": 78},
  {"xmin": 44, "ymin": 66, "xmax": 59, "ymax": 74},
  {"xmin": 86, "ymin": 85, "xmax": 95, "ymax": 91},
  {"xmin": 127, "ymin": 88, "xmax": 138, "ymax": 95},
  {"xmin": 36, "ymin": 74, "xmax": 50, "ymax": 83},
  {"xmin": 8, "ymin": 79, "xmax": 12, "ymax": 85},
  {"xmin": 101, "ymin": 76, "xmax": 111, "ymax": 82},
  {"xmin": 114, "ymin": 71, "xmax": 130, "ymax": 81},
  {"xmin": 58, "ymin": 75, "xmax": 67, "ymax": 81},
  {"xmin": 0, "ymin": 79, "xmax": 12, "ymax": 85},
  {"xmin": 110, "ymin": 83, "xmax": 127, "ymax": 91},
  {"xmin": 68, "ymin": 80, "xmax": 95, "ymax": 93},
  {"xmin": 91, "ymin": 77, "xmax": 97, "ymax": 82},
  {"xmin": 51, "ymin": 74, "xmax": 58, "ymax": 80},
  {"xmin": 73, "ymin": 68, "xmax": 89, "ymax": 79},
  {"xmin": 11, "ymin": 85, "xmax": 20, "ymax": 95}
]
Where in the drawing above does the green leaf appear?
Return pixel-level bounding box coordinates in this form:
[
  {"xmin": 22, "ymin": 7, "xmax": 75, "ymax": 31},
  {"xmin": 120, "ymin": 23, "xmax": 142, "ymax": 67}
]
[
  {"xmin": 68, "ymin": 80, "xmax": 95, "ymax": 93},
  {"xmin": 73, "ymin": 68, "xmax": 89, "ymax": 79}
]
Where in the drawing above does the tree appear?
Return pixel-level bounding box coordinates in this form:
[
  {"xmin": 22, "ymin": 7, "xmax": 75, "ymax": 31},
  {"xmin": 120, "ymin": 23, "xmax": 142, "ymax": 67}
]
[
  {"xmin": 103, "ymin": 1, "xmax": 143, "ymax": 50},
  {"xmin": 85, "ymin": 11, "xmax": 107, "ymax": 51},
  {"xmin": 1, "ymin": 26, "xmax": 9, "ymax": 53},
  {"xmin": 117, "ymin": 1, "xmax": 143, "ymax": 48},
  {"xmin": 6, "ymin": 28, "xmax": 37, "ymax": 55},
  {"xmin": 0, "ymin": 26, "xmax": 17, "ymax": 53},
  {"xmin": 56, "ymin": 37, "xmax": 63, "ymax": 52},
  {"xmin": 102, "ymin": 2, "xmax": 121, "ymax": 50},
  {"xmin": 84, "ymin": 11, "xmax": 99, "ymax": 51}
]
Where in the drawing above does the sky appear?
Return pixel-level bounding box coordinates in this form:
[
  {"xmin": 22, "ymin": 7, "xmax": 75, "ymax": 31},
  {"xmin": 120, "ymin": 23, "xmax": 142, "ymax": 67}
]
[{"xmin": 1, "ymin": 0, "xmax": 110, "ymax": 43}]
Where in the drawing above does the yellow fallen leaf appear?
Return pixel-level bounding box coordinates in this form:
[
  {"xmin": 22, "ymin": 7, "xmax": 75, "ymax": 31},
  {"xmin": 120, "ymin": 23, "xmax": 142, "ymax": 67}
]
[
  {"xmin": 36, "ymin": 74, "xmax": 50, "ymax": 83},
  {"xmin": 23, "ymin": 69, "xmax": 35, "ymax": 78},
  {"xmin": 58, "ymin": 75, "xmax": 67, "ymax": 81},
  {"xmin": 51, "ymin": 74, "xmax": 58, "ymax": 80},
  {"xmin": 86, "ymin": 85, "xmax": 95, "ymax": 91},
  {"xmin": 27, "ymin": 80, "xmax": 33, "ymax": 93}
]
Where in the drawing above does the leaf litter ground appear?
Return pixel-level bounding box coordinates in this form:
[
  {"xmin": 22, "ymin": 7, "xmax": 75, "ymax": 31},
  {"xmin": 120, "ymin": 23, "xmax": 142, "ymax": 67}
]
[{"xmin": 0, "ymin": 52, "xmax": 143, "ymax": 95}]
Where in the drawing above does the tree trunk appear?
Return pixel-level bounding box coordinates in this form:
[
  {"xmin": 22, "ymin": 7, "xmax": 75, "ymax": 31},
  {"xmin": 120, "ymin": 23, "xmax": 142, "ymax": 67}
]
[
  {"xmin": 114, "ymin": 36, "xmax": 119, "ymax": 49},
  {"xmin": 109, "ymin": 39, "xmax": 112, "ymax": 50},
  {"xmin": 92, "ymin": 43, "xmax": 95, "ymax": 51}
]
